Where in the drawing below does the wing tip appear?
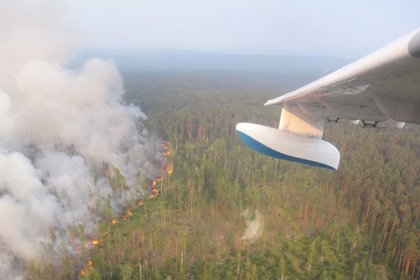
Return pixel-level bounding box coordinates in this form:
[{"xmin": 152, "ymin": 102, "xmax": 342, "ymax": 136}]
[
  {"xmin": 264, "ymin": 100, "xmax": 273, "ymax": 106},
  {"xmin": 264, "ymin": 98, "xmax": 281, "ymax": 106}
]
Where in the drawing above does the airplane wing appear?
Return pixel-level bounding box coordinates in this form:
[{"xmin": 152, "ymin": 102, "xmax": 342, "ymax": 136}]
[{"xmin": 236, "ymin": 28, "xmax": 420, "ymax": 170}]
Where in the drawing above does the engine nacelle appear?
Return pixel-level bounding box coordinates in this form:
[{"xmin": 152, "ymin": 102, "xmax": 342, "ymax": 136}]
[{"xmin": 236, "ymin": 123, "xmax": 340, "ymax": 170}]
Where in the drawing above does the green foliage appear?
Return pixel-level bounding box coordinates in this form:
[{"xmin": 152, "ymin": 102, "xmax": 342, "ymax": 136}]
[
  {"xmin": 81, "ymin": 268, "xmax": 102, "ymax": 280},
  {"xmin": 29, "ymin": 71, "xmax": 419, "ymax": 279}
]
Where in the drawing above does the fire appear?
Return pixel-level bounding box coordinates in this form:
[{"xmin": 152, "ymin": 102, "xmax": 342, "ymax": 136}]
[
  {"xmin": 161, "ymin": 141, "xmax": 172, "ymax": 157},
  {"xmin": 91, "ymin": 239, "xmax": 101, "ymax": 246},
  {"xmin": 79, "ymin": 260, "xmax": 94, "ymax": 277},
  {"xmin": 85, "ymin": 140, "xmax": 171, "ymax": 263},
  {"xmin": 165, "ymin": 163, "xmax": 173, "ymax": 176},
  {"xmin": 149, "ymin": 188, "xmax": 160, "ymax": 199},
  {"xmin": 152, "ymin": 177, "xmax": 163, "ymax": 187}
]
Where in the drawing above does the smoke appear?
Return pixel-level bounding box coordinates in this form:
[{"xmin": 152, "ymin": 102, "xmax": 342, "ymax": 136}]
[
  {"xmin": 241, "ymin": 209, "xmax": 264, "ymax": 244},
  {"xmin": 0, "ymin": 1, "xmax": 160, "ymax": 279}
]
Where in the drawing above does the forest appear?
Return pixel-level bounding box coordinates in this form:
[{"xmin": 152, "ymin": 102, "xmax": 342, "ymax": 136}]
[{"xmin": 28, "ymin": 70, "xmax": 419, "ymax": 279}]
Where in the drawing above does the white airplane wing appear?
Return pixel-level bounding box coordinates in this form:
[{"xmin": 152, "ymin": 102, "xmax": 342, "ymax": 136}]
[{"xmin": 237, "ymin": 28, "xmax": 420, "ymax": 170}]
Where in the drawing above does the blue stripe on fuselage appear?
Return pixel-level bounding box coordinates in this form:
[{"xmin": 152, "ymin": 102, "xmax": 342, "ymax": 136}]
[{"xmin": 237, "ymin": 131, "xmax": 335, "ymax": 170}]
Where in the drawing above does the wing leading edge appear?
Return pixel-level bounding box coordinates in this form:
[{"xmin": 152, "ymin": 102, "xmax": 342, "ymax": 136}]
[
  {"xmin": 265, "ymin": 28, "xmax": 420, "ymax": 124},
  {"xmin": 237, "ymin": 28, "xmax": 420, "ymax": 170}
]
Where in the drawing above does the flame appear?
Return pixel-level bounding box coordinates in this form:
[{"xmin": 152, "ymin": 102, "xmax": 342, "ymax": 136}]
[
  {"xmin": 161, "ymin": 141, "xmax": 172, "ymax": 157},
  {"xmin": 165, "ymin": 163, "xmax": 173, "ymax": 176},
  {"xmin": 149, "ymin": 188, "xmax": 160, "ymax": 199},
  {"xmin": 91, "ymin": 239, "xmax": 101, "ymax": 246},
  {"xmin": 151, "ymin": 177, "xmax": 163, "ymax": 187},
  {"xmin": 85, "ymin": 140, "xmax": 171, "ymax": 261}
]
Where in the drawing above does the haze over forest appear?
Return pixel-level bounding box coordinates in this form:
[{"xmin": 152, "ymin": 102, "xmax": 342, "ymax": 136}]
[
  {"xmin": 76, "ymin": 50, "xmax": 351, "ymax": 74},
  {"xmin": 0, "ymin": 1, "xmax": 419, "ymax": 279},
  {"xmin": 69, "ymin": 49, "xmax": 419, "ymax": 280}
]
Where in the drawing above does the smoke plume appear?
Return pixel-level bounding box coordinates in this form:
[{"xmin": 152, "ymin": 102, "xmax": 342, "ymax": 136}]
[
  {"xmin": 241, "ymin": 208, "xmax": 264, "ymax": 244},
  {"xmin": 0, "ymin": 1, "xmax": 160, "ymax": 279}
]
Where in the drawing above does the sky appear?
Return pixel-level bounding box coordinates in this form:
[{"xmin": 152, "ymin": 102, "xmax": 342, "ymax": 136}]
[{"xmin": 63, "ymin": 0, "xmax": 420, "ymax": 58}]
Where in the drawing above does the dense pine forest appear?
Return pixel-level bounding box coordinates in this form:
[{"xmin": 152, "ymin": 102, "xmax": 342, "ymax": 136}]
[{"xmin": 29, "ymin": 71, "xmax": 419, "ymax": 279}]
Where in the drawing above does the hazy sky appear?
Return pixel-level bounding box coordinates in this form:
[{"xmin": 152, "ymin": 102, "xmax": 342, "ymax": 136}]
[{"xmin": 63, "ymin": 0, "xmax": 420, "ymax": 58}]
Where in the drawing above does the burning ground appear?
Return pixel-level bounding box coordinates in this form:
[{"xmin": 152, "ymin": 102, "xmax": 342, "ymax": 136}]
[
  {"xmin": 82, "ymin": 141, "xmax": 173, "ymax": 277},
  {"xmin": 0, "ymin": 1, "xmax": 161, "ymax": 279}
]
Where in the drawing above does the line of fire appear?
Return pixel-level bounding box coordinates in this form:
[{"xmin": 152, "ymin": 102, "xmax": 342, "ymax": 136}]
[{"xmin": 80, "ymin": 140, "xmax": 173, "ymax": 277}]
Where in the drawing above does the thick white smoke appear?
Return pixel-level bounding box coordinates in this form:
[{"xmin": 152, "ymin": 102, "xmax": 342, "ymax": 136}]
[{"xmin": 0, "ymin": 1, "xmax": 160, "ymax": 279}]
